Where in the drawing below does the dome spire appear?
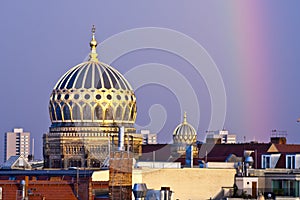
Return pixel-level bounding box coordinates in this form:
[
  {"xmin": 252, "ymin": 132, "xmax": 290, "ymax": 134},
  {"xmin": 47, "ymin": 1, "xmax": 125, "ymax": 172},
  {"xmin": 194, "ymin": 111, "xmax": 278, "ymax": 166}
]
[
  {"xmin": 183, "ymin": 111, "xmax": 187, "ymax": 124},
  {"xmin": 89, "ymin": 25, "xmax": 99, "ymax": 62}
]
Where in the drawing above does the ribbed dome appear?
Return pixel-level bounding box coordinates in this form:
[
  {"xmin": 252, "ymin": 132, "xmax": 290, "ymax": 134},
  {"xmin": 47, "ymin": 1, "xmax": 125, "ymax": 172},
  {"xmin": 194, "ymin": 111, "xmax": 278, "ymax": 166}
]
[
  {"xmin": 54, "ymin": 62, "xmax": 132, "ymax": 91},
  {"xmin": 48, "ymin": 28, "xmax": 136, "ymax": 127},
  {"xmin": 173, "ymin": 112, "xmax": 197, "ymax": 144}
]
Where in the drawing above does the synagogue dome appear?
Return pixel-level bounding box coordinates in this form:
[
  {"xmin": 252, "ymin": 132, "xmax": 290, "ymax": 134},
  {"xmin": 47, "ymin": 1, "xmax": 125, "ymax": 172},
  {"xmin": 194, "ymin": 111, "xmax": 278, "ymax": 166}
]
[
  {"xmin": 48, "ymin": 26, "xmax": 136, "ymax": 127},
  {"xmin": 173, "ymin": 112, "xmax": 197, "ymax": 145}
]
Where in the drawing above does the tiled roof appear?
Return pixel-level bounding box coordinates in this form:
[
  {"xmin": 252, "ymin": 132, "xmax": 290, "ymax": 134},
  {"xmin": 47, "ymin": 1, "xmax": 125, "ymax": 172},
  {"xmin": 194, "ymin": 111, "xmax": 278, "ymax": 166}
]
[
  {"xmin": 141, "ymin": 143, "xmax": 300, "ymax": 169},
  {"xmin": 141, "ymin": 144, "xmax": 174, "ymax": 162},
  {"xmin": 1, "ymin": 155, "xmax": 31, "ymax": 170},
  {"xmin": 270, "ymin": 144, "xmax": 300, "ymax": 168},
  {"xmin": 197, "ymin": 143, "xmax": 272, "ymax": 169},
  {"xmin": 273, "ymin": 144, "xmax": 300, "ymax": 153},
  {"xmin": 1, "ymin": 156, "xmax": 20, "ymax": 169},
  {"xmin": 142, "ymin": 144, "xmax": 169, "ymax": 153},
  {"xmin": 198, "ymin": 143, "xmax": 271, "ymax": 158}
]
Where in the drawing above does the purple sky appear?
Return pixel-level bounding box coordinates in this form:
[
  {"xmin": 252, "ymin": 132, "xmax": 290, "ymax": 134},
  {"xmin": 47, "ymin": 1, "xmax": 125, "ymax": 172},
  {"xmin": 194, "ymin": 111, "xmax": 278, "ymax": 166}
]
[{"xmin": 1, "ymin": 1, "xmax": 300, "ymax": 161}]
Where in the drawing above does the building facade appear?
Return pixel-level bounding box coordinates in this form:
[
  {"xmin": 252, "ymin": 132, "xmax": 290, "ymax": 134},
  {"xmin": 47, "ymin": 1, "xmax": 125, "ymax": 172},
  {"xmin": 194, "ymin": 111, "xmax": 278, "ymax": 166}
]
[
  {"xmin": 43, "ymin": 26, "xmax": 143, "ymax": 169},
  {"xmin": 140, "ymin": 130, "xmax": 157, "ymax": 145},
  {"xmin": 205, "ymin": 129, "xmax": 236, "ymax": 144},
  {"xmin": 4, "ymin": 128, "xmax": 30, "ymax": 162}
]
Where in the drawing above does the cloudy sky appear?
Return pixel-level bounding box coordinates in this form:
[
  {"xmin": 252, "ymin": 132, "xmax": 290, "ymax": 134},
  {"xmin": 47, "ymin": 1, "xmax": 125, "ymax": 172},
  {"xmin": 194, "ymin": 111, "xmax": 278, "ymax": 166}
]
[{"xmin": 1, "ymin": 1, "xmax": 300, "ymax": 161}]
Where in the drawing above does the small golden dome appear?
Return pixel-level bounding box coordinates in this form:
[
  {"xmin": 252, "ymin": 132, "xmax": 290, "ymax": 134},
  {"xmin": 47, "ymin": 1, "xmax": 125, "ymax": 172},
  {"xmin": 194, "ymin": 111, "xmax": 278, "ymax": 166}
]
[{"xmin": 173, "ymin": 112, "xmax": 197, "ymax": 145}]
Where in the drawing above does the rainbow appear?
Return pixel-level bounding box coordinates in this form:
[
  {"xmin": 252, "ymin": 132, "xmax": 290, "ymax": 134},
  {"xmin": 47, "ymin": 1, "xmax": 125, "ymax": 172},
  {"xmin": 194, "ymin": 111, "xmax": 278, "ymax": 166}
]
[{"xmin": 227, "ymin": 2, "xmax": 275, "ymax": 141}]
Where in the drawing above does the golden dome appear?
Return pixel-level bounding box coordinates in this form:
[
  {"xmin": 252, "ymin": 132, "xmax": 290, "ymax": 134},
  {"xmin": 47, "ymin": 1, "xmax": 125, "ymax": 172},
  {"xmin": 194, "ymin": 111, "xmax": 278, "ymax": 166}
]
[
  {"xmin": 173, "ymin": 112, "xmax": 197, "ymax": 144},
  {"xmin": 48, "ymin": 26, "xmax": 136, "ymax": 127}
]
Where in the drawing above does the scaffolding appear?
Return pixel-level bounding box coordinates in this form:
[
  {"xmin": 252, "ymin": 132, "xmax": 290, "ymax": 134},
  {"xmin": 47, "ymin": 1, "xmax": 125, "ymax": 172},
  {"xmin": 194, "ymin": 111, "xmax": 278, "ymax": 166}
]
[{"xmin": 109, "ymin": 151, "xmax": 133, "ymax": 200}]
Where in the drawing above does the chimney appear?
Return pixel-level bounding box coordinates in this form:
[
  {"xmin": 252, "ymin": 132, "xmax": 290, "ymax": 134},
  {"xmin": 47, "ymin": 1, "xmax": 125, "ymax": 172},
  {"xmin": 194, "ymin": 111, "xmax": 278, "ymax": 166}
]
[
  {"xmin": 160, "ymin": 187, "xmax": 172, "ymax": 200},
  {"xmin": 132, "ymin": 183, "xmax": 147, "ymax": 200},
  {"xmin": 118, "ymin": 126, "xmax": 125, "ymax": 151},
  {"xmin": 270, "ymin": 130, "xmax": 287, "ymax": 144}
]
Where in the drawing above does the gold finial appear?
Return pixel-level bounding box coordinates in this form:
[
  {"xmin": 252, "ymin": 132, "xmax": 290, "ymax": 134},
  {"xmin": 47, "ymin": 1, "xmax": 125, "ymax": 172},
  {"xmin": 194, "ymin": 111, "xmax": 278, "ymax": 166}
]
[
  {"xmin": 183, "ymin": 111, "xmax": 187, "ymax": 124},
  {"xmin": 92, "ymin": 25, "xmax": 96, "ymax": 35},
  {"xmin": 89, "ymin": 25, "xmax": 98, "ymax": 62}
]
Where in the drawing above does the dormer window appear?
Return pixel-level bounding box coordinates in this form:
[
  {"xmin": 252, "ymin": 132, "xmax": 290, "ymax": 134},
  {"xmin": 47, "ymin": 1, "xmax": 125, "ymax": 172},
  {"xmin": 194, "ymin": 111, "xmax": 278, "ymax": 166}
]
[
  {"xmin": 262, "ymin": 155, "xmax": 271, "ymax": 169},
  {"xmin": 286, "ymin": 155, "xmax": 296, "ymax": 169}
]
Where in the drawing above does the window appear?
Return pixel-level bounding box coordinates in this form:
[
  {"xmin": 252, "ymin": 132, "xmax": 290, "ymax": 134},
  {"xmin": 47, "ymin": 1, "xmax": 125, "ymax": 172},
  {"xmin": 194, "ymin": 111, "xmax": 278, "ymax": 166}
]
[
  {"xmin": 94, "ymin": 105, "xmax": 103, "ymax": 120},
  {"xmin": 63, "ymin": 105, "xmax": 71, "ymax": 120},
  {"xmin": 55, "ymin": 103, "xmax": 62, "ymax": 120},
  {"xmin": 83, "ymin": 104, "xmax": 91, "ymax": 120},
  {"xmin": 272, "ymin": 180, "xmax": 299, "ymax": 197},
  {"xmin": 72, "ymin": 104, "xmax": 81, "ymax": 120},
  {"xmin": 262, "ymin": 155, "xmax": 271, "ymax": 168},
  {"xmin": 286, "ymin": 155, "xmax": 296, "ymax": 169}
]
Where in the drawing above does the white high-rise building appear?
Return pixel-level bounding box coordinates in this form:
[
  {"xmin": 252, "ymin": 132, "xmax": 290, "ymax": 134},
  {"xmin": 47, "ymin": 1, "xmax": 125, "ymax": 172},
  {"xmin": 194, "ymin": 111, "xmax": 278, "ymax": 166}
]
[
  {"xmin": 4, "ymin": 128, "xmax": 30, "ymax": 161},
  {"xmin": 206, "ymin": 129, "xmax": 236, "ymax": 144},
  {"xmin": 140, "ymin": 130, "xmax": 157, "ymax": 144}
]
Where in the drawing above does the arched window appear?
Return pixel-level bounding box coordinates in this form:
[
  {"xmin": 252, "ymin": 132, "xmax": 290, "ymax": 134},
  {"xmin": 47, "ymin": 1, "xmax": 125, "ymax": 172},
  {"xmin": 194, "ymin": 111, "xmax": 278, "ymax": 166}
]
[
  {"xmin": 105, "ymin": 106, "xmax": 114, "ymax": 120},
  {"xmin": 94, "ymin": 105, "xmax": 103, "ymax": 120},
  {"xmin": 55, "ymin": 103, "xmax": 62, "ymax": 120},
  {"xmin": 130, "ymin": 104, "xmax": 136, "ymax": 121},
  {"xmin": 123, "ymin": 106, "xmax": 130, "ymax": 121},
  {"xmin": 49, "ymin": 103, "xmax": 56, "ymax": 121},
  {"xmin": 72, "ymin": 104, "xmax": 81, "ymax": 120},
  {"xmin": 83, "ymin": 104, "xmax": 92, "ymax": 120},
  {"xmin": 115, "ymin": 105, "xmax": 122, "ymax": 121},
  {"xmin": 63, "ymin": 105, "xmax": 71, "ymax": 120}
]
